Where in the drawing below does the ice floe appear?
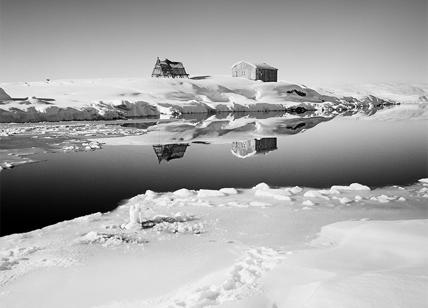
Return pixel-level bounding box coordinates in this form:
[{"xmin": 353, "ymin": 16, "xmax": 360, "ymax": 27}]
[
  {"xmin": 331, "ymin": 183, "xmax": 371, "ymax": 191},
  {"xmin": 219, "ymin": 188, "xmax": 238, "ymax": 195},
  {"xmin": 370, "ymin": 194, "xmax": 396, "ymax": 203},
  {"xmin": 197, "ymin": 189, "xmax": 226, "ymax": 198},
  {"xmin": 302, "ymin": 200, "xmax": 315, "ymax": 206},
  {"xmin": 173, "ymin": 188, "xmax": 195, "ymax": 198},
  {"xmin": 252, "ymin": 182, "xmax": 270, "ymax": 190},
  {"xmin": 254, "ymin": 189, "xmax": 292, "ymax": 201}
]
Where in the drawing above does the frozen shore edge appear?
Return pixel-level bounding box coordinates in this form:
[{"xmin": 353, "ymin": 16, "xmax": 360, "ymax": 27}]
[{"xmin": 0, "ymin": 77, "xmax": 400, "ymax": 123}]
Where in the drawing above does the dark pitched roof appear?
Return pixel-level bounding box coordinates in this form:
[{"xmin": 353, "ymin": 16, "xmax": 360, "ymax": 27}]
[
  {"xmin": 153, "ymin": 143, "xmax": 189, "ymax": 163},
  {"xmin": 152, "ymin": 58, "xmax": 189, "ymax": 77},
  {"xmin": 0, "ymin": 88, "xmax": 11, "ymax": 101}
]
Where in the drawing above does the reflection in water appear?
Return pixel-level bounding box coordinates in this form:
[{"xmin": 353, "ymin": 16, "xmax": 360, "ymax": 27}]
[
  {"xmin": 2, "ymin": 111, "xmax": 426, "ymax": 234},
  {"xmin": 143, "ymin": 106, "xmax": 396, "ymax": 161},
  {"xmin": 143, "ymin": 115, "xmax": 330, "ymax": 161},
  {"xmin": 270, "ymin": 117, "xmax": 331, "ymax": 135},
  {"xmin": 153, "ymin": 143, "xmax": 189, "ymax": 163},
  {"xmin": 118, "ymin": 103, "xmax": 395, "ymax": 128},
  {"xmin": 115, "ymin": 105, "xmax": 398, "ymax": 164},
  {"xmin": 153, "ymin": 138, "xmax": 278, "ymax": 161},
  {"xmin": 121, "ymin": 121, "xmax": 158, "ymax": 129},
  {"xmin": 231, "ymin": 138, "xmax": 278, "ymax": 159}
]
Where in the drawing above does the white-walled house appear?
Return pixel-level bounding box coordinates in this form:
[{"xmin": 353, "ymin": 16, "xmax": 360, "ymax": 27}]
[{"xmin": 232, "ymin": 61, "xmax": 278, "ymax": 82}]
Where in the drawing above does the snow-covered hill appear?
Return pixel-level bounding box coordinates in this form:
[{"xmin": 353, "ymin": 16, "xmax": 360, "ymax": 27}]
[{"xmin": 0, "ymin": 77, "xmax": 402, "ymax": 123}]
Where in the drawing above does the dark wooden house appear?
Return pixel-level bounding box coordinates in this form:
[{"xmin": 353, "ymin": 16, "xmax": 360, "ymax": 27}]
[
  {"xmin": 231, "ymin": 61, "xmax": 278, "ymax": 82},
  {"xmin": 153, "ymin": 144, "xmax": 189, "ymax": 163},
  {"xmin": 0, "ymin": 88, "xmax": 47, "ymax": 102},
  {"xmin": 151, "ymin": 58, "xmax": 189, "ymax": 78},
  {"xmin": 0, "ymin": 88, "xmax": 11, "ymax": 101}
]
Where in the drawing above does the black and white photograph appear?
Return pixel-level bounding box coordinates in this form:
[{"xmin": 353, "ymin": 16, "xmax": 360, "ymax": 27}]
[{"xmin": 0, "ymin": 0, "xmax": 427, "ymax": 307}]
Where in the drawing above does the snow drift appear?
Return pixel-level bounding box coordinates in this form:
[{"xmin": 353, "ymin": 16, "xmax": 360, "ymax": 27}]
[{"xmin": 262, "ymin": 219, "xmax": 428, "ymax": 308}]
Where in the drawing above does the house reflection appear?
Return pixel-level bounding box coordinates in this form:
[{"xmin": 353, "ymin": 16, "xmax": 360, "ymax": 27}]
[
  {"xmin": 153, "ymin": 143, "xmax": 189, "ymax": 163},
  {"xmin": 231, "ymin": 138, "xmax": 277, "ymax": 159}
]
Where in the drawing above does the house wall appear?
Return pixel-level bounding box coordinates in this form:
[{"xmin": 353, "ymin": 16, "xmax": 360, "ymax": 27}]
[
  {"xmin": 231, "ymin": 139, "xmax": 256, "ymax": 158},
  {"xmin": 232, "ymin": 62, "xmax": 256, "ymax": 80},
  {"xmin": 151, "ymin": 59, "xmax": 163, "ymax": 77},
  {"xmin": 151, "ymin": 65, "xmax": 163, "ymax": 77},
  {"xmin": 256, "ymin": 68, "xmax": 278, "ymax": 82},
  {"xmin": 255, "ymin": 137, "xmax": 277, "ymax": 153}
]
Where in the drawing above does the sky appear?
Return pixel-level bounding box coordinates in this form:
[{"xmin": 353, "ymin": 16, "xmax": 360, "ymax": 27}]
[{"xmin": 0, "ymin": 0, "xmax": 427, "ymax": 84}]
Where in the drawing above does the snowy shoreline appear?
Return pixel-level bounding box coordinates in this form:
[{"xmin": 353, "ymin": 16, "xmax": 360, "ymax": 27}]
[
  {"xmin": 1, "ymin": 179, "xmax": 427, "ymax": 307},
  {"xmin": 1, "ymin": 77, "xmax": 414, "ymax": 123},
  {"xmin": 2, "ymin": 102, "xmax": 425, "ymax": 170}
]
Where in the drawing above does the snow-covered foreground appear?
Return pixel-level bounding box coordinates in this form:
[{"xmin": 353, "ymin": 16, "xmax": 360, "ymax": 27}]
[
  {"xmin": 262, "ymin": 219, "xmax": 428, "ymax": 308},
  {"xmin": 1, "ymin": 180, "xmax": 428, "ymax": 308},
  {"xmin": 0, "ymin": 77, "xmax": 406, "ymax": 123}
]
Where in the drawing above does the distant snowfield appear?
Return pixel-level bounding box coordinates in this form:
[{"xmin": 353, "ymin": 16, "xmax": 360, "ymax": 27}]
[
  {"xmin": 1, "ymin": 180, "xmax": 428, "ymax": 308},
  {"xmin": 315, "ymin": 82, "xmax": 428, "ymax": 104},
  {"xmin": 1, "ymin": 76, "xmax": 422, "ymax": 123}
]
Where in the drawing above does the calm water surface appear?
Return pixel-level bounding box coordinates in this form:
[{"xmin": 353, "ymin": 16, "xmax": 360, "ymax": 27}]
[{"xmin": 1, "ymin": 117, "xmax": 427, "ymax": 235}]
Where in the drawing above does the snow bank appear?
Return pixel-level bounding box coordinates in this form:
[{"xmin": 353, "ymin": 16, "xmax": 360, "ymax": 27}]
[
  {"xmin": 0, "ymin": 77, "xmax": 399, "ymax": 123},
  {"xmin": 77, "ymin": 231, "xmax": 148, "ymax": 247},
  {"xmin": 262, "ymin": 219, "xmax": 428, "ymax": 308}
]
